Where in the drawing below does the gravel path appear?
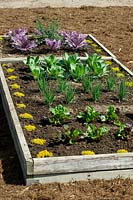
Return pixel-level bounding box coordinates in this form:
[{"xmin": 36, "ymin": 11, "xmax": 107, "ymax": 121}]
[{"xmin": 0, "ymin": 0, "xmax": 133, "ymax": 8}]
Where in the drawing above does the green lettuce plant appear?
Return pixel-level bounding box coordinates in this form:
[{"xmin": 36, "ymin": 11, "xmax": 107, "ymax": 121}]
[
  {"xmin": 83, "ymin": 124, "xmax": 108, "ymax": 141},
  {"xmin": 61, "ymin": 53, "xmax": 79, "ymax": 72},
  {"xmin": 114, "ymin": 123, "xmax": 132, "ymax": 140},
  {"xmin": 85, "ymin": 53, "xmax": 109, "ymax": 78},
  {"xmin": 49, "ymin": 104, "xmax": 70, "ymax": 125},
  {"xmin": 100, "ymin": 105, "xmax": 118, "ymax": 123},
  {"xmin": 77, "ymin": 106, "xmax": 99, "ymax": 125},
  {"xmin": 43, "ymin": 54, "xmax": 60, "ymax": 69},
  {"xmin": 24, "ymin": 56, "xmax": 42, "ymax": 80},
  {"xmin": 65, "ymin": 128, "xmax": 81, "ymax": 144},
  {"xmin": 69, "ymin": 63, "xmax": 86, "ymax": 82}
]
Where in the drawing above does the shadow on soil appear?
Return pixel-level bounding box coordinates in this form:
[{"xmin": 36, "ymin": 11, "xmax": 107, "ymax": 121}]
[{"xmin": 0, "ymin": 95, "xmax": 24, "ymax": 185}]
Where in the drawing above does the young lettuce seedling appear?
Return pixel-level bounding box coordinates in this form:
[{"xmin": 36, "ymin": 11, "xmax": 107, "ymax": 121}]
[
  {"xmin": 49, "ymin": 104, "xmax": 70, "ymax": 125},
  {"xmin": 61, "ymin": 53, "xmax": 79, "ymax": 72},
  {"xmin": 24, "ymin": 56, "xmax": 42, "ymax": 80},
  {"xmin": 69, "ymin": 63, "xmax": 86, "ymax": 82},
  {"xmin": 85, "ymin": 53, "xmax": 109, "ymax": 78},
  {"xmin": 83, "ymin": 124, "xmax": 108, "ymax": 141},
  {"xmin": 100, "ymin": 105, "xmax": 118, "ymax": 123},
  {"xmin": 65, "ymin": 128, "xmax": 81, "ymax": 144},
  {"xmin": 77, "ymin": 106, "xmax": 99, "ymax": 125},
  {"xmin": 114, "ymin": 123, "xmax": 132, "ymax": 140}
]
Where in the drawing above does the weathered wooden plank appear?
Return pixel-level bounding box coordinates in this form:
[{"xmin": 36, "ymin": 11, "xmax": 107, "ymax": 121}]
[
  {"xmin": 0, "ymin": 64, "xmax": 33, "ymax": 177},
  {"xmin": 33, "ymin": 153, "xmax": 133, "ymax": 175},
  {"xmin": 0, "ymin": 56, "xmax": 111, "ymax": 63},
  {"xmin": 113, "ymin": 57, "xmax": 133, "ymax": 76},
  {"xmin": 26, "ymin": 169, "xmax": 133, "ymax": 185},
  {"xmin": 89, "ymin": 34, "xmax": 116, "ymax": 58}
]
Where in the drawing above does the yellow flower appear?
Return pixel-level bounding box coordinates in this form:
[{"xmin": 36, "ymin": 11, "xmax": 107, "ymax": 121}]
[
  {"xmin": 16, "ymin": 103, "xmax": 26, "ymax": 109},
  {"xmin": 91, "ymin": 43, "xmax": 98, "ymax": 47},
  {"xmin": 86, "ymin": 39, "xmax": 93, "ymax": 44},
  {"xmin": 24, "ymin": 125, "xmax": 36, "ymax": 131},
  {"xmin": 111, "ymin": 67, "xmax": 120, "ymax": 72},
  {"xmin": 7, "ymin": 68, "xmax": 15, "ymax": 73},
  {"xmin": 36, "ymin": 150, "xmax": 53, "ymax": 158},
  {"xmin": 117, "ymin": 149, "xmax": 128, "ymax": 153},
  {"xmin": 125, "ymin": 81, "xmax": 133, "ymax": 87},
  {"xmin": 105, "ymin": 60, "xmax": 112, "ymax": 65},
  {"xmin": 8, "ymin": 75, "xmax": 18, "ymax": 80},
  {"xmin": 95, "ymin": 48, "xmax": 102, "ymax": 53},
  {"xmin": 31, "ymin": 138, "xmax": 46, "ymax": 145},
  {"xmin": 19, "ymin": 113, "xmax": 33, "ymax": 119},
  {"xmin": 0, "ymin": 36, "xmax": 3, "ymax": 41},
  {"xmin": 2, "ymin": 63, "xmax": 7, "ymax": 67},
  {"xmin": 13, "ymin": 92, "xmax": 25, "ymax": 97},
  {"xmin": 81, "ymin": 150, "xmax": 95, "ymax": 155},
  {"xmin": 116, "ymin": 73, "xmax": 125, "ymax": 77},
  {"xmin": 10, "ymin": 83, "xmax": 20, "ymax": 89}
]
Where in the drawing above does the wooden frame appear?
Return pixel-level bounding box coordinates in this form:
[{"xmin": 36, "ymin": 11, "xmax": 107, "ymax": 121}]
[{"xmin": 0, "ymin": 56, "xmax": 132, "ymax": 185}]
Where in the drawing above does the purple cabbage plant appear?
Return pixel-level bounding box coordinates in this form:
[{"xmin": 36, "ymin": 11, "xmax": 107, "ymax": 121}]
[
  {"xmin": 45, "ymin": 38, "xmax": 61, "ymax": 50},
  {"xmin": 59, "ymin": 31, "xmax": 87, "ymax": 50},
  {"xmin": 7, "ymin": 28, "xmax": 37, "ymax": 51},
  {"xmin": 8, "ymin": 28, "xmax": 28, "ymax": 37}
]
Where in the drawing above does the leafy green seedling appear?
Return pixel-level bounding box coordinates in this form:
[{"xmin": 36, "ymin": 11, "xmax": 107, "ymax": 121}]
[
  {"xmin": 83, "ymin": 124, "xmax": 108, "ymax": 141},
  {"xmin": 65, "ymin": 128, "xmax": 81, "ymax": 144},
  {"xmin": 118, "ymin": 80, "xmax": 126, "ymax": 101},
  {"xmin": 24, "ymin": 56, "xmax": 43, "ymax": 80},
  {"xmin": 77, "ymin": 106, "xmax": 99, "ymax": 125},
  {"xmin": 85, "ymin": 53, "xmax": 109, "ymax": 78},
  {"xmin": 106, "ymin": 75, "xmax": 116, "ymax": 91},
  {"xmin": 114, "ymin": 123, "xmax": 132, "ymax": 140},
  {"xmin": 100, "ymin": 105, "xmax": 118, "ymax": 123},
  {"xmin": 91, "ymin": 84, "xmax": 101, "ymax": 102},
  {"xmin": 57, "ymin": 78, "xmax": 68, "ymax": 93},
  {"xmin": 64, "ymin": 85, "xmax": 75, "ymax": 104},
  {"xmin": 81, "ymin": 75, "xmax": 92, "ymax": 93},
  {"xmin": 49, "ymin": 104, "xmax": 70, "ymax": 125}
]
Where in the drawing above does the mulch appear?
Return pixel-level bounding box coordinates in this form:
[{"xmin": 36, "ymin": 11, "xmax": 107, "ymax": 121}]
[{"xmin": 0, "ymin": 6, "xmax": 133, "ymax": 200}]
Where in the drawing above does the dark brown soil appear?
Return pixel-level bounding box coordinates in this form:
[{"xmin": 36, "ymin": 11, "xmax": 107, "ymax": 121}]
[
  {"xmin": 2, "ymin": 59, "xmax": 133, "ymax": 157},
  {"xmin": 0, "ymin": 6, "xmax": 133, "ymax": 200}
]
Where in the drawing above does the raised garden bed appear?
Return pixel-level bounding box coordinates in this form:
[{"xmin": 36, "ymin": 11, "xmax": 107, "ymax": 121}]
[
  {"xmin": 0, "ymin": 22, "xmax": 115, "ymax": 65},
  {"xmin": 0, "ymin": 53, "xmax": 133, "ymax": 184}
]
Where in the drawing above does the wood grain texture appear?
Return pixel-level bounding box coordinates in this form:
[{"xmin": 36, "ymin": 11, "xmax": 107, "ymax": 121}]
[
  {"xmin": 0, "ymin": 64, "xmax": 33, "ymax": 176},
  {"xmin": 26, "ymin": 169, "xmax": 133, "ymax": 185},
  {"xmin": 33, "ymin": 153, "xmax": 133, "ymax": 175}
]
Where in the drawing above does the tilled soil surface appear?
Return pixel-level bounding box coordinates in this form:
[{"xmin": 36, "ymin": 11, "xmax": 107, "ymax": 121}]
[{"xmin": 0, "ymin": 6, "xmax": 133, "ymax": 200}]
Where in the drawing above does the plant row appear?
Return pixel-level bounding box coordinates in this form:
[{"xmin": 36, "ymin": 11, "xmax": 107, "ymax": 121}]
[
  {"xmin": 5, "ymin": 19, "xmax": 92, "ymax": 52},
  {"xmin": 24, "ymin": 53, "xmax": 128, "ymax": 105},
  {"xmin": 43, "ymin": 104, "xmax": 132, "ymax": 145}
]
